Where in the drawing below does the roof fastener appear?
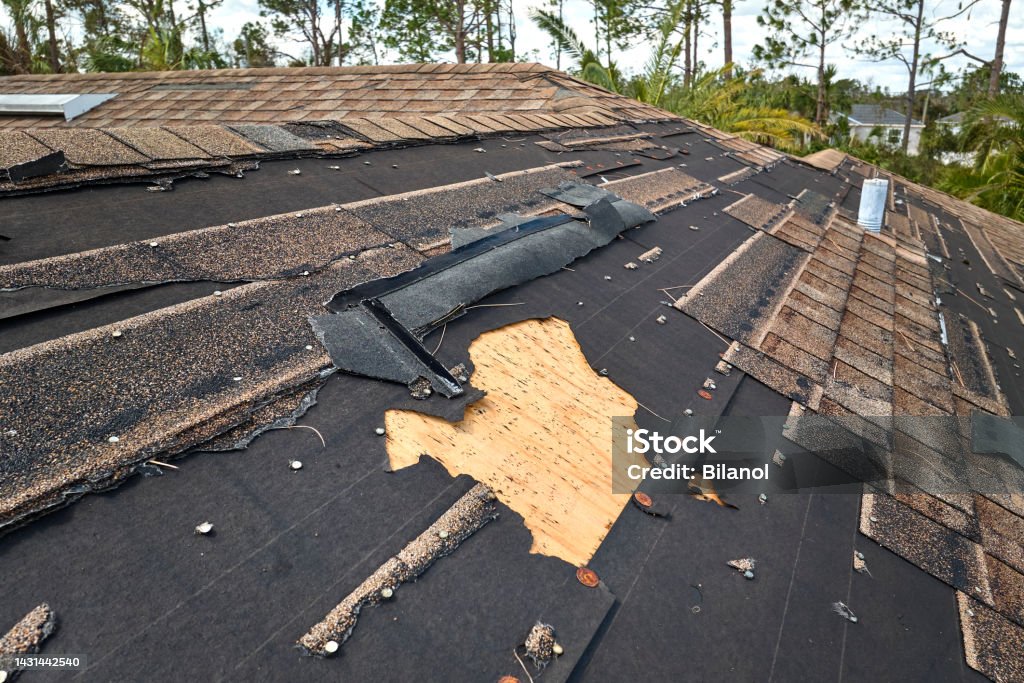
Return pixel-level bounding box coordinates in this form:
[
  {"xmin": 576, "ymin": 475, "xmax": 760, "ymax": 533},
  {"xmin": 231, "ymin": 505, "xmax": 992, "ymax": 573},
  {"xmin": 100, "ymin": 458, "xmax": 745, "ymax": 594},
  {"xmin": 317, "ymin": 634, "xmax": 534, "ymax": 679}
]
[
  {"xmin": 375, "ymin": 427, "xmax": 385, "ymax": 436},
  {"xmin": 195, "ymin": 521, "xmax": 213, "ymax": 535},
  {"xmin": 288, "ymin": 169, "xmax": 301, "ymax": 175},
  {"xmin": 324, "ymin": 640, "xmax": 340, "ymax": 654},
  {"xmin": 289, "ymin": 460, "xmax": 303, "ymax": 471},
  {"xmin": 576, "ymin": 567, "xmax": 600, "ymax": 587},
  {"xmin": 698, "ymin": 389, "xmax": 713, "ymax": 400}
]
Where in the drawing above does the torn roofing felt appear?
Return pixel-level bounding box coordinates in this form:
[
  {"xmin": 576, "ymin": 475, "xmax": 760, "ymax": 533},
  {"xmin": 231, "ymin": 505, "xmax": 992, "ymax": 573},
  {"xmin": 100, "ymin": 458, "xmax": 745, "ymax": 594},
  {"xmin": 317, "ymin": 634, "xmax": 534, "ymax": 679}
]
[{"xmin": 311, "ymin": 182, "xmax": 655, "ymax": 397}]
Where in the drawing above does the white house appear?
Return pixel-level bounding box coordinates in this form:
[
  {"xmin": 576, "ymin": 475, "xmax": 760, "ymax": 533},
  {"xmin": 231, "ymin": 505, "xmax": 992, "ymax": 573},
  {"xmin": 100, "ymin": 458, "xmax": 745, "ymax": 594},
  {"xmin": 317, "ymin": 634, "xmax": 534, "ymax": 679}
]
[{"xmin": 835, "ymin": 104, "xmax": 924, "ymax": 155}]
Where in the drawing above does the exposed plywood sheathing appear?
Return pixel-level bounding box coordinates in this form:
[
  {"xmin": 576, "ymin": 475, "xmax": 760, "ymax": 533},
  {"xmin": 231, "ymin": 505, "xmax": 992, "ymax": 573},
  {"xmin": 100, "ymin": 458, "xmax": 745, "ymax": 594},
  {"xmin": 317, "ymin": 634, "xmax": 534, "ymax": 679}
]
[{"xmin": 384, "ymin": 317, "xmax": 644, "ymax": 566}]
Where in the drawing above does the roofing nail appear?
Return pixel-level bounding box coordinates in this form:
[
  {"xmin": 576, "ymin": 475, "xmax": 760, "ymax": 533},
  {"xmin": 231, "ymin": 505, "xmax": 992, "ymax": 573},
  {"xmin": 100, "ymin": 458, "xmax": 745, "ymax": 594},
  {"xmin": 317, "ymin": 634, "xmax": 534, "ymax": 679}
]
[
  {"xmin": 375, "ymin": 427, "xmax": 386, "ymax": 436},
  {"xmin": 195, "ymin": 522, "xmax": 213, "ymax": 535},
  {"xmin": 832, "ymin": 601, "xmax": 858, "ymax": 623},
  {"xmin": 290, "ymin": 460, "xmax": 303, "ymax": 471},
  {"xmin": 324, "ymin": 641, "xmax": 340, "ymax": 655},
  {"xmin": 288, "ymin": 169, "xmax": 302, "ymax": 175}
]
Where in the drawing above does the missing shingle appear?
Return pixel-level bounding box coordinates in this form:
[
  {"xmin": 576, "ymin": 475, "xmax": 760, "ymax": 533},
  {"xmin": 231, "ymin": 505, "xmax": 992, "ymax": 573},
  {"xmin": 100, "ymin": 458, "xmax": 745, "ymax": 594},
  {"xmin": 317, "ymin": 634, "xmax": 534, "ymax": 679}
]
[{"xmin": 384, "ymin": 317, "xmax": 645, "ymax": 566}]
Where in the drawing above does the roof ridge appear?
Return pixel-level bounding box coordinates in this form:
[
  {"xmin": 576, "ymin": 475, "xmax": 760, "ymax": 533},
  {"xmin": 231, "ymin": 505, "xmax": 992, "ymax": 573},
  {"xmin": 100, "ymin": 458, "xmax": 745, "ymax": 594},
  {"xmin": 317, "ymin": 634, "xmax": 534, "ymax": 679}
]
[{"xmin": 0, "ymin": 62, "xmax": 555, "ymax": 82}]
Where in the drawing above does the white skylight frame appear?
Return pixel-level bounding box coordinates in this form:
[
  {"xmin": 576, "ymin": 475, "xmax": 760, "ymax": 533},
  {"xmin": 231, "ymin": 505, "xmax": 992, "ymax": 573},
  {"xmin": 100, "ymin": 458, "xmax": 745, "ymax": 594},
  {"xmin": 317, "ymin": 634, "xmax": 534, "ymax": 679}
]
[{"xmin": 0, "ymin": 93, "xmax": 117, "ymax": 121}]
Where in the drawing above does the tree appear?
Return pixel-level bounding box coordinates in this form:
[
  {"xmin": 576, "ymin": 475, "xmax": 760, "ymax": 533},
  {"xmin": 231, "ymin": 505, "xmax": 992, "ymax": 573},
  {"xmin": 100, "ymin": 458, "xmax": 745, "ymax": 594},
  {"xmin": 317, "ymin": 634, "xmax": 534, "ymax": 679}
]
[
  {"xmin": 232, "ymin": 21, "xmax": 277, "ymax": 66},
  {"xmin": 530, "ymin": 7, "xmax": 619, "ymax": 91},
  {"xmin": 941, "ymin": 94, "xmax": 1024, "ymax": 220},
  {"xmin": 721, "ymin": 0, "xmax": 731, "ymax": 77},
  {"xmin": 988, "ymin": 0, "xmax": 1011, "ymax": 97},
  {"xmin": 380, "ymin": 0, "xmax": 514, "ymax": 63},
  {"xmin": 753, "ymin": 0, "xmax": 866, "ymax": 126},
  {"xmin": 259, "ymin": 0, "xmax": 341, "ymax": 66},
  {"xmin": 854, "ymin": 0, "xmax": 981, "ymax": 154},
  {"xmin": 665, "ymin": 67, "xmax": 821, "ymax": 148}
]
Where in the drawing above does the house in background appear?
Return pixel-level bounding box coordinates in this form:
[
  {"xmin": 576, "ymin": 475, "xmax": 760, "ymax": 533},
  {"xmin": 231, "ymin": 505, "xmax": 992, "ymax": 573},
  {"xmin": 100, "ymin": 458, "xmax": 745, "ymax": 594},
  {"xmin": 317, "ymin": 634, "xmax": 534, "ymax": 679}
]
[
  {"xmin": 834, "ymin": 104, "xmax": 924, "ymax": 154},
  {"xmin": 936, "ymin": 111, "xmax": 1015, "ymax": 165}
]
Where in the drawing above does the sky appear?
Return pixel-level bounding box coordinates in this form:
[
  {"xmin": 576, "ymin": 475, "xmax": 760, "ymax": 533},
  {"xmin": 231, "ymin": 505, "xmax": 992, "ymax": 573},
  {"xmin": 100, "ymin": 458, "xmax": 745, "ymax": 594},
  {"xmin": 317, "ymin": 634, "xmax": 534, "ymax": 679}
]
[{"xmin": 1, "ymin": 0, "xmax": 1021, "ymax": 93}]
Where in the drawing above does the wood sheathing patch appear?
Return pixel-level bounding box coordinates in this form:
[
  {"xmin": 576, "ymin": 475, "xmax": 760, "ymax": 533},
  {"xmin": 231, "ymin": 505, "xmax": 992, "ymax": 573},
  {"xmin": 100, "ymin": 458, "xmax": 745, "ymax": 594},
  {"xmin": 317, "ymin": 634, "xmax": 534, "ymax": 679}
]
[{"xmin": 384, "ymin": 317, "xmax": 643, "ymax": 566}]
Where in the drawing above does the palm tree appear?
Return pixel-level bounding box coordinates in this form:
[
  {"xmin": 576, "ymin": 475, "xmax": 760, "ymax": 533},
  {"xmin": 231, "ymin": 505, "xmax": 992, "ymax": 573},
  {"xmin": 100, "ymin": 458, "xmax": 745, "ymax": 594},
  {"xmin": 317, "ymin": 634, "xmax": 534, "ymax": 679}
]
[
  {"xmin": 942, "ymin": 94, "xmax": 1024, "ymax": 220},
  {"xmin": 665, "ymin": 67, "xmax": 821, "ymax": 149},
  {"xmin": 528, "ymin": 8, "xmax": 619, "ymax": 92}
]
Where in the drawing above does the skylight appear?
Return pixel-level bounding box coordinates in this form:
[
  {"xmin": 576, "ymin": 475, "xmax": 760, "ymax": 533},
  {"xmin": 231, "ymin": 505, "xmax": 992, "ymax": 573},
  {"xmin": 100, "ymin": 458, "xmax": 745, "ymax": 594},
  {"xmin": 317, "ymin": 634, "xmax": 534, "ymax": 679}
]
[{"xmin": 0, "ymin": 93, "xmax": 116, "ymax": 121}]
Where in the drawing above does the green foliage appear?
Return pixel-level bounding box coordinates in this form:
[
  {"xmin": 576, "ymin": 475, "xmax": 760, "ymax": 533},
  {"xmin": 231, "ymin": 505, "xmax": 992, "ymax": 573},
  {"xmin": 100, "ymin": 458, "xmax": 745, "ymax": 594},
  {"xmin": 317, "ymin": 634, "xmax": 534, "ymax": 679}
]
[{"xmin": 662, "ymin": 67, "xmax": 821, "ymax": 149}]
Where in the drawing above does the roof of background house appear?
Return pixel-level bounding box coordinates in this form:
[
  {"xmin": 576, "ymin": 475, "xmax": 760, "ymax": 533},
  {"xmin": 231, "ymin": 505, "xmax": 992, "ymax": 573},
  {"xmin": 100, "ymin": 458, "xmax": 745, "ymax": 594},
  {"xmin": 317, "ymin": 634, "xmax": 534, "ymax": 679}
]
[
  {"xmin": 937, "ymin": 111, "xmax": 1015, "ymax": 125},
  {"xmin": 844, "ymin": 104, "xmax": 923, "ymax": 126},
  {"xmin": 1, "ymin": 64, "xmax": 1022, "ymax": 683}
]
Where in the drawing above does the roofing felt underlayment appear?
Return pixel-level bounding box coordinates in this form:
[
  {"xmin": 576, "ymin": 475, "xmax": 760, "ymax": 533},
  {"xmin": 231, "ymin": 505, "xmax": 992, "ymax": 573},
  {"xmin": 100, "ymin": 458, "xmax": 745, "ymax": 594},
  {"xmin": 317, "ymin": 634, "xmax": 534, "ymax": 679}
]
[{"xmin": 1, "ymin": 63, "xmax": 1023, "ymax": 682}]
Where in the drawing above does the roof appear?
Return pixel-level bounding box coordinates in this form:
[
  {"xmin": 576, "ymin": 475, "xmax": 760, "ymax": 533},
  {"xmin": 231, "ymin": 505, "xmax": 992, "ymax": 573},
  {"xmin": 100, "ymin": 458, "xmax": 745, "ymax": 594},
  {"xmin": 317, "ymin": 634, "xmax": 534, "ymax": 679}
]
[
  {"xmin": 843, "ymin": 104, "xmax": 923, "ymax": 126},
  {"xmin": 1, "ymin": 64, "xmax": 1023, "ymax": 682},
  {"xmin": 938, "ymin": 111, "xmax": 1015, "ymax": 125}
]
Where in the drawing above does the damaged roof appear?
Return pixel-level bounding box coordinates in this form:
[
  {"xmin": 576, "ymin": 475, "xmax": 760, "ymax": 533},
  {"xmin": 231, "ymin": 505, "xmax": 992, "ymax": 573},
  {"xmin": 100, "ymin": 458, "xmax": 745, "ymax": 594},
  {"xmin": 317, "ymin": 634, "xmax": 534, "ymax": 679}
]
[{"xmin": 1, "ymin": 64, "xmax": 1023, "ymax": 682}]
